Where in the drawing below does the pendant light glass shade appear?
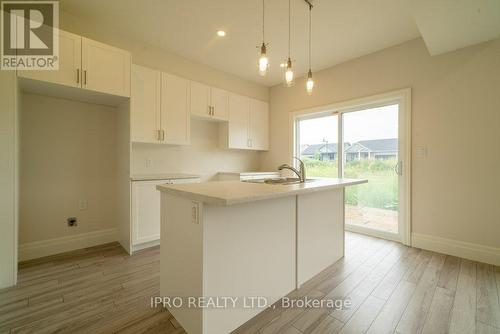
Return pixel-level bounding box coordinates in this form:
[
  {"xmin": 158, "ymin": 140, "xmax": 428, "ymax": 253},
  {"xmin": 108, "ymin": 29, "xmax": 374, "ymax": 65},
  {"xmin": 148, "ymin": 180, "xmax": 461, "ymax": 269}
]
[
  {"xmin": 284, "ymin": 0, "xmax": 294, "ymax": 87},
  {"xmin": 285, "ymin": 58, "xmax": 294, "ymax": 87},
  {"xmin": 258, "ymin": 43, "xmax": 269, "ymax": 76},
  {"xmin": 306, "ymin": 69, "xmax": 314, "ymax": 95},
  {"xmin": 258, "ymin": 0, "xmax": 269, "ymax": 76}
]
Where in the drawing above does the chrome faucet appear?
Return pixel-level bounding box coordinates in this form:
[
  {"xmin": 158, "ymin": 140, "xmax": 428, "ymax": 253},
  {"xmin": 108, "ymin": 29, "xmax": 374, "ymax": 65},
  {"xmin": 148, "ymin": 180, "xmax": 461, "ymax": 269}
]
[{"xmin": 278, "ymin": 157, "xmax": 306, "ymax": 182}]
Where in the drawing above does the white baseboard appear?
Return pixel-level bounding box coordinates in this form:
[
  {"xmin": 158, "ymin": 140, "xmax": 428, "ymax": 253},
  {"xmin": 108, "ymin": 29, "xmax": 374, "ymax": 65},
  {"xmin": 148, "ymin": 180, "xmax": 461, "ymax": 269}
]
[
  {"xmin": 131, "ymin": 239, "xmax": 160, "ymax": 253},
  {"xmin": 412, "ymin": 233, "xmax": 500, "ymax": 266},
  {"xmin": 19, "ymin": 228, "xmax": 119, "ymax": 261}
]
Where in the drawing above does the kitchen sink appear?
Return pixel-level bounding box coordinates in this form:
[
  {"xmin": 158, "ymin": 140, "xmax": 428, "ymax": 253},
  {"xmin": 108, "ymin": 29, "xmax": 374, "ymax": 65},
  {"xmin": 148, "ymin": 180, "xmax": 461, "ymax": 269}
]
[{"xmin": 243, "ymin": 177, "xmax": 317, "ymax": 185}]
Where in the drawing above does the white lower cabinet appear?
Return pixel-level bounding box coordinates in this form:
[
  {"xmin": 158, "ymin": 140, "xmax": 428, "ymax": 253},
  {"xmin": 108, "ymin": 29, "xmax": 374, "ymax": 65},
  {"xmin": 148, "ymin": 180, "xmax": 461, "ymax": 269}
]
[{"xmin": 131, "ymin": 177, "xmax": 200, "ymax": 251}]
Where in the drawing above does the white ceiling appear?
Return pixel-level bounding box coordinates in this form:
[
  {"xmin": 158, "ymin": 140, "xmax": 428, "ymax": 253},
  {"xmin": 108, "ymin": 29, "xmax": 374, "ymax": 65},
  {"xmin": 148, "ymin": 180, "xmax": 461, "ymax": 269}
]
[
  {"xmin": 60, "ymin": 0, "xmax": 421, "ymax": 86},
  {"xmin": 411, "ymin": 0, "xmax": 500, "ymax": 56},
  {"xmin": 59, "ymin": 0, "xmax": 499, "ymax": 87}
]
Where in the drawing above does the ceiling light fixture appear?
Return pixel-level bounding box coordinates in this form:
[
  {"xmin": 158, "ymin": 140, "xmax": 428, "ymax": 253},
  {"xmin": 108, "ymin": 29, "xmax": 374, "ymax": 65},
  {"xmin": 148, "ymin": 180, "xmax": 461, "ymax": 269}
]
[
  {"xmin": 306, "ymin": 2, "xmax": 314, "ymax": 95},
  {"xmin": 284, "ymin": 0, "xmax": 294, "ymax": 87},
  {"xmin": 217, "ymin": 30, "xmax": 226, "ymax": 37},
  {"xmin": 258, "ymin": 0, "xmax": 269, "ymax": 76}
]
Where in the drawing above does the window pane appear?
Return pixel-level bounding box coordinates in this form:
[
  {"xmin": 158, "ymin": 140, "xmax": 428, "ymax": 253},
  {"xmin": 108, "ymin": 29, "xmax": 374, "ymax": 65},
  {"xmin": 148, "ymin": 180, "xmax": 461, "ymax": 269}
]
[{"xmin": 297, "ymin": 114, "xmax": 339, "ymax": 178}]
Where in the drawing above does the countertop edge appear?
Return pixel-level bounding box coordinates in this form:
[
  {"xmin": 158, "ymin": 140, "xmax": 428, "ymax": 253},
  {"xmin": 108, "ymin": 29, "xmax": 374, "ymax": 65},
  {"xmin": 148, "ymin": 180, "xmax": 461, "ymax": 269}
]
[
  {"xmin": 130, "ymin": 174, "xmax": 201, "ymax": 181},
  {"xmin": 157, "ymin": 179, "xmax": 367, "ymax": 206}
]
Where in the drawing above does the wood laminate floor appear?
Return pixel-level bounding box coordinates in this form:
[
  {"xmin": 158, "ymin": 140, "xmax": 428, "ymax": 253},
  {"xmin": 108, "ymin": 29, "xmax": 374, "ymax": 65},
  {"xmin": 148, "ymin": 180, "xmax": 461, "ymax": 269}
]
[{"xmin": 1, "ymin": 233, "xmax": 499, "ymax": 334}]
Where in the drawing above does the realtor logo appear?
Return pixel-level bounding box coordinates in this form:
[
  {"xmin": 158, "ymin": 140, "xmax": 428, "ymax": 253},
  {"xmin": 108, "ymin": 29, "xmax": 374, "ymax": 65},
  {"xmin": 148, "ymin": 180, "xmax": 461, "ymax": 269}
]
[{"xmin": 1, "ymin": 1, "xmax": 59, "ymax": 70}]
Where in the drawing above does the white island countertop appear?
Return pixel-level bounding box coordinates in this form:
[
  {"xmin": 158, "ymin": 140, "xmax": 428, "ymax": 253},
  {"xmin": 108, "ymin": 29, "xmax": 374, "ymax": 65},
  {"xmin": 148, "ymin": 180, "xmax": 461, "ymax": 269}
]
[
  {"xmin": 130, "ymin": 173, "xmax": 200, "ymax": 181},
  {"xmin": 157, "ymin": 178, "xmax": 367, "ymax": 206}
]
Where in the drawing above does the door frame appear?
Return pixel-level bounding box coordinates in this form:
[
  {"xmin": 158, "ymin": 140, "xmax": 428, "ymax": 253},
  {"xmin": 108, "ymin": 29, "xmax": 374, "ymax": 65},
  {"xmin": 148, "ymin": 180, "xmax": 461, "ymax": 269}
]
[{"xmin": 289, "ymin": 88, "xmax": 412, "ymax": 245}]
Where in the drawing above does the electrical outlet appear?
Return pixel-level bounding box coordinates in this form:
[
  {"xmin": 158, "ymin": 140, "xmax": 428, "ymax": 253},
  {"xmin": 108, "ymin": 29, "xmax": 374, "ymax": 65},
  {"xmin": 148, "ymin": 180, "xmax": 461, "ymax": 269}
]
[
  {"xmin": 145, "ymin": 159, "xmax": 153, "ymax": 168},
  {"xmin": 67, "ymin": 217, "xmax": 78, "ymax": 227},
  {"xmin": 78, "ymin": 200, "xmax": 88, "ymax": 210}
]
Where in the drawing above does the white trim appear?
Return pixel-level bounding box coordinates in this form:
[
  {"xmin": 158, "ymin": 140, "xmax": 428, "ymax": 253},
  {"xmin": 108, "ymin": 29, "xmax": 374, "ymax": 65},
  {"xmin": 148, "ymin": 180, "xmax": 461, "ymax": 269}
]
[
  {"xmin": 19, "ymin": 228, "xmax": 119, "ymax": 261},
  {"xmin": 346, "ymin": 225, "xmax": 401, "ymax": 243},
  {"xmin": 131, "ymin": 239, "xmax": 160, "ymax": 253},
  {"xmin": 412, "ymin": 233, "xmax": 500, "ymax": 266},
  {"xmin": 289, "ymin": 88, "xmax": 412, "ymax": 245}
]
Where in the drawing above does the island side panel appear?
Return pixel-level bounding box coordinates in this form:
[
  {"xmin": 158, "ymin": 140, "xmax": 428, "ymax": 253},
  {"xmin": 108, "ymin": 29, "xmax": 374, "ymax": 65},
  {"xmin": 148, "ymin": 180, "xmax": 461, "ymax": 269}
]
[
  {"xmin": 160, "ymin": 193, "xmax": 203, "ymax": 334},
  {"xmin": 202, "ymin": 196, "xmax": 296, "ymax": 334},
  {"xmin": 297, "ymin": 189, "xmax": 344, "ymax": 287}
]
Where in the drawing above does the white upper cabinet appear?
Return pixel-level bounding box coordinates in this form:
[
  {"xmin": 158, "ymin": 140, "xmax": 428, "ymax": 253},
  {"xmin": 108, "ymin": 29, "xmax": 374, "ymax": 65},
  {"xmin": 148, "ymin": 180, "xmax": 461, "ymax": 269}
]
[
  {"xmin": 17, "ymin": 30, "xmax": 131, "ymax": 98},
  {"xmin": 210, "ymin": 87, "xmax": 229, "ymax": 121},
  {"xmin": 130, "ymin": 64, "xmax": 189, "ymax": 145},
  {"xmin": 221, "ymin": 93, "xmax": 269, "ymax": 151},
  {"xmin": 227, "ymin": 93, "xmax": 250, "ymax": 149},
  {"xmin": 190, "ymin": 81, "xmax": 211, "ymax": 118},
  {"xmin": 160, "ymin": 72, "xmax": 190, "ymax": 145},
  {"xmin": 131, "ymin": 64, "xmax": 160, "ymax": 143},
  {"xmin": 81, "ymin": 38, "xmax": 131, "ymax": 97},
  {"xmin": 18, "ymin": 30, "xmax": 82, "ymax": 88},
  {"xmin": 249, "ymin": 98, "xmax": 269, "ymax": 150},
  {"xmin": 190, "ymin": 81, "xmax": 228, "ymax": 121}
]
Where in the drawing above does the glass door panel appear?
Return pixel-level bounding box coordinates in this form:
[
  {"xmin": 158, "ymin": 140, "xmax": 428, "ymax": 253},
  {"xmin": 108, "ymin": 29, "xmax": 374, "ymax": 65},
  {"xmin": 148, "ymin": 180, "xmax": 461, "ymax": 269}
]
[
  {"xmin": 342, "ymin": 104, "xmax": 399, "ymax": 235},
  {"xmin": 297, "ymin": 114, "xmax": 339, "ymax": 178}
]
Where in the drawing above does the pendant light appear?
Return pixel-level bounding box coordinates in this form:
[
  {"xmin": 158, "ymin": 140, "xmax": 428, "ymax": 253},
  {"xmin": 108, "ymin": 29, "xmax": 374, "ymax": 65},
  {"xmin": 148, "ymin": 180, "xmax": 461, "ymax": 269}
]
[
  {"xmin": 284, "ymin": 0, "xmax": 294, "ymax": 87},
  {"xmin": 306, "ymin": 3, "xmax": 314, "ymax": 95},
  {"xmin": 258, "ymin": 0, "xmax": 269, "ymax": 76}
]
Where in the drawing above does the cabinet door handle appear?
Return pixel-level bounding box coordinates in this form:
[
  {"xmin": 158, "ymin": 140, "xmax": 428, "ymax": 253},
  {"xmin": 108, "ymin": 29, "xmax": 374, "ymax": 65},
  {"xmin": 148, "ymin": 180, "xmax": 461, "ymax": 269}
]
[
  {"xmin": 157, "ymin": 130, "xmax": 161, "ymax": 141},
  {"xmin": 208, "ymin": 106, "xmax": 211, "ymax": 115},
  {"xmin": 161, "ymin": 130, "xmax": 165, "ymax": 141},
  {"xmin": 84, "ymin": 70, "xmax": 87, "ymax": 85},
  {"xmin": 76, "ymin": 69, "xmax": 80, "ymax": 84}
]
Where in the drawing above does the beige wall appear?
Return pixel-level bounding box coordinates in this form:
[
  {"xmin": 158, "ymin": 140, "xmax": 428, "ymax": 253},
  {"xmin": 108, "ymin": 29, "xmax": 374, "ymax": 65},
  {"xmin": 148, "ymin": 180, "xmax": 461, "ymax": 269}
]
[
  {"xmin": 59, "ymin": 10, "xmax": 268, "ymax": 180},
  {"xmin": 262, "ymin": 38, "xmax": 500, "ymax": 249},
  {"xmin": 20, "ymin": 94, "xmax": 118, "ymax": 244},
  {"xmin": 0, "ymin": 71, "xmax": 18, "ymax": 288}
]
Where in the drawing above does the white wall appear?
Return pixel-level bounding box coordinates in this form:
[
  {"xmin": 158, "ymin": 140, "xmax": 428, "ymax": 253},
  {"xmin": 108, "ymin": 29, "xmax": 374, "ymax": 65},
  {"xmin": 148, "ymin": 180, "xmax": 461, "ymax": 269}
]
[
  {"xmin": 262, "ymin": 38, "xmax": 500, "ymax": 251},
  {"xmin": 19, "ymin": 94, "xmax": 119, "ymax": 245},
  {"xmin": 131, "ymin": 119, "xmax": 260, "ymax": 180},
  {"xmin": 0, "ymin": 71, "xmax": 19, "ymax": 288}
]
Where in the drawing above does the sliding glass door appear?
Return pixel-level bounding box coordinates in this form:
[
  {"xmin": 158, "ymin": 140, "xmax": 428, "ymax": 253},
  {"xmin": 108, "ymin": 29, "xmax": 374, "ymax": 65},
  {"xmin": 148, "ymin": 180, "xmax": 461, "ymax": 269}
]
[
  {"xmin": 342, "ymin": 104, "xmax": 400, "ymax": 238},
  {"xmin": 294, "ymin": 91, "xmax": 409, "ymax": 243}
]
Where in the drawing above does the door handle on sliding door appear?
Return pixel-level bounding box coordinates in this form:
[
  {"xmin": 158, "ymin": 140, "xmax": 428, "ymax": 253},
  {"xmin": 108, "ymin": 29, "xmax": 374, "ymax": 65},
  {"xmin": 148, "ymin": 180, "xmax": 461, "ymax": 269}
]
[{"xmin": 394, "ymin": 161, "xmax": 403, "ymax": 176}]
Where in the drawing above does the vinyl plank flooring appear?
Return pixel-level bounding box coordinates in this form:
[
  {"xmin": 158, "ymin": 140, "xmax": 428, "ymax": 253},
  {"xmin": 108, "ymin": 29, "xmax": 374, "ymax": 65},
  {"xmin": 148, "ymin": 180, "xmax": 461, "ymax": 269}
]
[
  {"xmin": 476, "ymin": 321, "xmax": 500, "ymax": 334},
  {"xmin": 449, "ymin": 259, "xmax": 477, "ymax": 334},
  {"xmin": 338, "ymin": 296, "xmax": 385, "ymax": 334},
  {"xmin": 371, "ymin": 246, "xmax": 421, "ymax": 300},
  {"xmin": 477, "ymin": 263, "xmax": 500, "ymax": 328},
  {"xmin": 3, "ymin": 233, "xmax": 499, "ymax": 334},
  {"xmin": 421, "ymin": 286, "xmax": 455, "ymax": 334},
  {"xmin": 309, "ymin": 315, "xmax": 344, "ymax": 334},
  {"xmin": 367, "ymin": 280, "xmax": 416, "ymax": 334},
  {"xmin": 438, "ymin": 256, "xmax": 460, "ymax": 292},
  {"xmin": 396, "ymin": 253, "xmax": 446, "ymax": 334}
]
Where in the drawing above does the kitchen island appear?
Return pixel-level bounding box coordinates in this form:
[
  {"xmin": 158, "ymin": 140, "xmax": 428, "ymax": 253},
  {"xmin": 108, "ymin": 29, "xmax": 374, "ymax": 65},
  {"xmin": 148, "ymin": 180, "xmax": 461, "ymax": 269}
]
[{"xmin": 156, "ymin": 178, "xmax": 366, "ymax": 334}]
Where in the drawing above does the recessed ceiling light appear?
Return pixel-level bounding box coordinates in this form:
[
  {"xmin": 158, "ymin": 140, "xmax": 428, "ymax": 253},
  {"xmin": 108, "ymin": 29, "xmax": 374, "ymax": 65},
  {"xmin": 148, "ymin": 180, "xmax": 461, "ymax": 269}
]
[{"xmin": 217, "ymin": 30, "xmax": 226, "ymax": 37}]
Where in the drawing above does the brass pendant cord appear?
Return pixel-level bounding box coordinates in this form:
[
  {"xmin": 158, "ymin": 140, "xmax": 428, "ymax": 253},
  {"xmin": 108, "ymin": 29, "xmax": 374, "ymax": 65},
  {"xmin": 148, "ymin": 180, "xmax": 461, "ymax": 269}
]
[
  {"xmin": 262, "ymin": 0, "xmax": 265, "ymax": 42},
  {"xmin": 288, "ymin": 0, "xmax": 291, "ymax": 58},
  {"xmin": 308, "ymin": 4, "xmax": 311, "ymax": 70}
]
